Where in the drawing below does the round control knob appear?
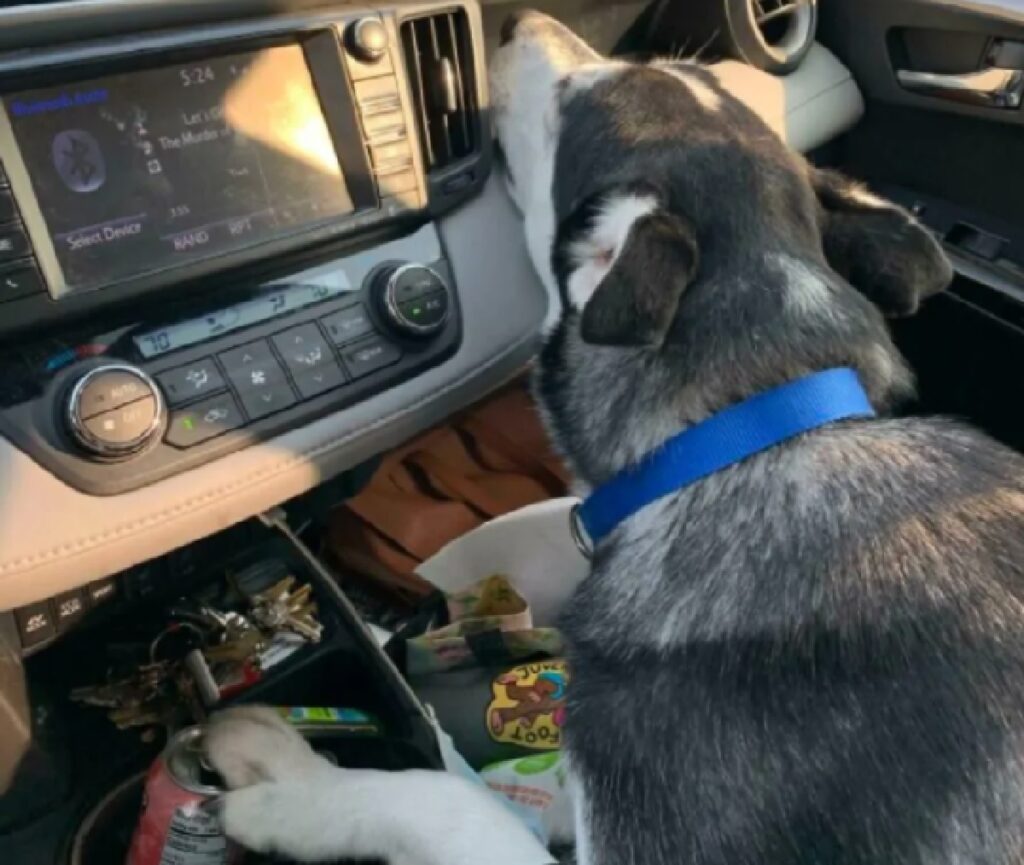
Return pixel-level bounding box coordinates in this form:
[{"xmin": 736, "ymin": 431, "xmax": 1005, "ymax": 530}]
[
  {"xmin": 373, "ymin": 263, "xmax": 451, "ymax": 338},
  {"xmin": 346, "ymin": 18, "xmax": 389, "ymax": 63},
  {"xmin": 66, "ymin": 365, "xmax": 165, "ymax": 459}
]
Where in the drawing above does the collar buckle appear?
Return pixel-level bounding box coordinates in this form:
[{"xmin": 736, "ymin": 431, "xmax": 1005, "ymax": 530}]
[{"xmin": 570, "ymin": 504, "xmax": 593, "ymax": 560}]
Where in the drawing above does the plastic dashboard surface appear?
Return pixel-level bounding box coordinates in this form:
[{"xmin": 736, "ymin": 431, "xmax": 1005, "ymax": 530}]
[
  {"xmin": 0, "ymin": 174, "xmax": 549, "ymax": 611},
  {"xmin": 0, "ymin": 227, "xmax": 463, "ymax": 496}
]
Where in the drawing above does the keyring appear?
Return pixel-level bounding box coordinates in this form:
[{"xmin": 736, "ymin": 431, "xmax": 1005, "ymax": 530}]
[
  {"xmin": 149, "ymin": 621, "xmax": 206, "ymax": 664},
  {"xmin": 570, "ymin": 504, "xmax": 593, "ymax": 560}
]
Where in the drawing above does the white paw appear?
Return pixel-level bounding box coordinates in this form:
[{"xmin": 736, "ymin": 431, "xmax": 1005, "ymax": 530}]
[
  {"xmin": 219, "ymin": 782, "xmax": 321, "ymax": 861},
  {"xmin": 204, "ymin": 705, "xmax": 329, "ymax": 788}
]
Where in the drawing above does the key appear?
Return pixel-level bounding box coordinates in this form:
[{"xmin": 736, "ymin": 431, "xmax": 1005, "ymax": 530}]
[
  {"xmin": 203, "ymin": 629, "xmax": 267, "ymax": 664},
  {"xmin": 251, "ymin": 577, "xmax": 297, "ymax": 606},
  {"xmin": 281, "ymin": 609, "xmax": 323, "ymax": 643},
  {"xmin": 253, "ymin": 594, "xmax": 323, "ymax": 643},
  {"xmin": 72, "ymin": 660, "xmax": 181, "ymax": 731},
  {"xmin": 167, "ymin": 601, "xmax": 230, "ymax": 632},
  {"xmin": 184, "ymin": 649, "xmax": 221, "ymax": 708},
  {"xmin": 109, "ymin": 704, "xmax": 169, "ymax": 729},
  {"xmin": 71, "ymin": 684, "xmax": 127, "ymax": 709},
  {"xmin": 287, "ymin": 584, "xmax": 313, "ymax": 609},
  {"xmin": 71, "ymin": 662, "xmax": 172, "ymax": 706}
]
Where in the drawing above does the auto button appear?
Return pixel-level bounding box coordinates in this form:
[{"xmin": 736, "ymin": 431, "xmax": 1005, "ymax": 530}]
[
  {"xmin": 76, "ymin": 368, "xmax": 153, "ymax": 418},
  {"xmin": 66, "ymin": 365, "xmax": 165, "ymax": 459}
]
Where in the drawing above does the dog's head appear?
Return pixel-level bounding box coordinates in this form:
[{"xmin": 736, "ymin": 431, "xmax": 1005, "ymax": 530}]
[{"xmin": 490, "ymin": 11, "xmax": 953, "ymax": 486}]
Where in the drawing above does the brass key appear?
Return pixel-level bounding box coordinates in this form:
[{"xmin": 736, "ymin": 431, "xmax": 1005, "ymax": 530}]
[
  {"xmin": 281, "ymin": 608, "xmax": 323, "ymax": 643},
  {"xmin": 249, "ymin": 576, "xmax": 324, "ymax": 644},
  {"xmin": 71, "ymin": 662, "xmax": 172, "ymax": 708},
  {"xmin": 203, "ymin": 629, "xmax": 267, "ymax": 664}
]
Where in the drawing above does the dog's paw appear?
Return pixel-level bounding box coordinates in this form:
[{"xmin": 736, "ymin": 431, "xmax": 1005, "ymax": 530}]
[
  {"xmin": 204, "ymin": 705, "xmax": 329, "ymax": 788},
  {"xmin": 218, "ymin": 782, "xmax": 322, "ymax": 861}
]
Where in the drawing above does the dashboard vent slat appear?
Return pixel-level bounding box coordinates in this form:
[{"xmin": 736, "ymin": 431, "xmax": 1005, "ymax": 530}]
[
  {"xmin": 445, "ymin": 13, "xmax": 473, "ymax": 153},
  {"xmin": 404, "ymin": 21, "xmax": 436, "ymax": 169},
  {"xmin": 755, "ymin": 1, "xmax": 800, "ymax": 26},
  {"xmin": 400, "ymin": 9, "xmax": 479, "ymax": 174}
]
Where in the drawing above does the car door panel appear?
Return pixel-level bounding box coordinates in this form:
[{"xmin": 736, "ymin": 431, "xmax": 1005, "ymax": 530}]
[{"xmin": 819, "ymin": 0, "xmax": 1024, "ymax": 451}]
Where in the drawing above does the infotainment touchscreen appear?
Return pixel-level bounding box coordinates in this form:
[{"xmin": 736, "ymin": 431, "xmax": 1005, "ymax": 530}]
[{"xmin": 4, "ymin": 44, "xmax": 355, "ymax": 293}]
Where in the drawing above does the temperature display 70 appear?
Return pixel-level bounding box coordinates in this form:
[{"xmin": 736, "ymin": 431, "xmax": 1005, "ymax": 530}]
[{"xmin": 134, "ymin": 279, "xmax": 351, "ymax": 359}]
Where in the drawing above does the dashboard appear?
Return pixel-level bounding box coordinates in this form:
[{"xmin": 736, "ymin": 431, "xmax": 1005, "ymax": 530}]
[{"xmin": 0, "ymin": 0, "xmax": 864, "ymax": 617}]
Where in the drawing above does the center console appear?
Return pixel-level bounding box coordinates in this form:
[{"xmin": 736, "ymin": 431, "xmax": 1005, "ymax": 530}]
[{"xmin": 0, "ymin": 1, "xmax": 491, "ymax": 495}]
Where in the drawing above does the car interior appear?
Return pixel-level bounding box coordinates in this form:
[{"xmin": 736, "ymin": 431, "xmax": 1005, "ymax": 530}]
[{"xmin": 1, "ymin": 0, "xmax": 1023, "ymax": 861}]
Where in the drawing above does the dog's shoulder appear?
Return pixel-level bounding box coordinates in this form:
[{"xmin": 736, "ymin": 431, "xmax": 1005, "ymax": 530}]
[
  {"xmin": 562, "ymin": 415, "xmax": 1024, "ymax": 652},
  {"xmin": 561, "ymin": 417, "xmax": 1024, "ymax": 865}
]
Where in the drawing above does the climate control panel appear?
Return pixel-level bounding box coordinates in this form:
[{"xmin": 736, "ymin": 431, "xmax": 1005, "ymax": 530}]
[{"xmin": 0, "ymin": 224, "xmax": 460, "ymax": 494}]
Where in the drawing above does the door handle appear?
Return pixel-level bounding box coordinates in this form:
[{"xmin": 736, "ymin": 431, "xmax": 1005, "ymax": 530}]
[{"xmin": 896, "ymin": 67, "xmax": 1024, "ymax": 108}]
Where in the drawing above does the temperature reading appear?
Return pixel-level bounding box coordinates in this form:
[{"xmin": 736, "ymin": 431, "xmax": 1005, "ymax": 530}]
[
  {"xmin": 142, "ymin": 331, "xmax": 171, "ymax": 355},
  {"xmin": 134, "ymin": 278, "xmax": 351, "ymax": 358},
  {"xmin": 179, "ymin": 65, "xmax": 216, "ymax": 87}
]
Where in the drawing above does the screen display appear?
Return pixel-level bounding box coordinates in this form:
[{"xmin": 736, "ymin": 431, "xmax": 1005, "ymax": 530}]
[
  {"xmin": 134, "ymin": 279, "xmax": 352, "ymax": 359},
  {"xmin": 5, "ymin": 45, "xmax": 354, "ymax": 292}
]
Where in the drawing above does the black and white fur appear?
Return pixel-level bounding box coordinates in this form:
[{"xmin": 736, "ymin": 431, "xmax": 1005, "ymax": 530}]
[{"xmin": 206, "ymin": 12, "xmax": 1024, "ymax": 864}]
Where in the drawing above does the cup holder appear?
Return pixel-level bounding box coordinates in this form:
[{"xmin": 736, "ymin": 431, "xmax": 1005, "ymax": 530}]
[
  {"xmin": 59, "ymin": 527, "xmax": 441, "ymax": 865},
  {"xmin": 66, "ymin": 728, "xmax": 433, "ymax": 864},
  {"xmin": 67, "ymin": 773, "xmax": 144, "ymax": 865}
]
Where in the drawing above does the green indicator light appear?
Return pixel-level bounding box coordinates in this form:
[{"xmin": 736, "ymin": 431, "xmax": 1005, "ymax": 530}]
[{"xmin": 181, "ymin": 417, "xmax": 195, "ymax": 431}]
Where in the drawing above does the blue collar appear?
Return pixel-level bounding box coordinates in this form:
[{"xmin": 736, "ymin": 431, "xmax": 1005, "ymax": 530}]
[{"xmin": 576, "ymin": 367, "xmax": 875, "ymax": 547}]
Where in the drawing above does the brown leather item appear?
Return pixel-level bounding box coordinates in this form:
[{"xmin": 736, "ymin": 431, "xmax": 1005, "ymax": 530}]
[{"xmin": 326, "ymin": 382, "xmax": 568, "ymax": 608}]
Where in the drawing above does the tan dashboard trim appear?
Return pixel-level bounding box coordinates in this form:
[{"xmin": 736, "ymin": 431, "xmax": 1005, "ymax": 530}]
[{"xmin": 0, "ymin": 338, "xmax": 533, "ymax": 577}]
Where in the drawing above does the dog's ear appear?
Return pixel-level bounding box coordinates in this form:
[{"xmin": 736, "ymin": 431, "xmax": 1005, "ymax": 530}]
[
  {"xmin": 811, "ymin": 168, "xmax": 953, "ymax": 317},
  {"xmin": 555, "ymin": 191, "xmax": 699, "ymax": 347}
]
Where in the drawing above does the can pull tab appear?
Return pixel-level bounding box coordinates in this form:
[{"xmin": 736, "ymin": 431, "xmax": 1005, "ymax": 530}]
[
  {"xmin": 194, "ymin": 746, "xmax": 225, "ymax": 789},
  {"xmin": 199, "ymin": 794, "xmax": 224, "ymax": 816}
]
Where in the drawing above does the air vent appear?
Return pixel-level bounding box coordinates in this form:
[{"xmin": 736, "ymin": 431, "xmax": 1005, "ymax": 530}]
[
  {"xmin": 400, "ymin": 10, "xmax": 479, "ymax": 173},
  {"xmin": 752, "ymin": 1, "xmax": 807, "ymax": 46}
]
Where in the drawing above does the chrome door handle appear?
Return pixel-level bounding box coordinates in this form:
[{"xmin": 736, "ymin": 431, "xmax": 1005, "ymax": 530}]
[{"xmin": 896, "ymin": 67, "xmax": 1024, "ymax": 108}]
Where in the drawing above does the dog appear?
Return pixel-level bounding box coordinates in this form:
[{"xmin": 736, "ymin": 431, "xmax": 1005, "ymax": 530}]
[{"xmin": 204, "ymin": 11, "xmax": 1024, "ymax": 864}]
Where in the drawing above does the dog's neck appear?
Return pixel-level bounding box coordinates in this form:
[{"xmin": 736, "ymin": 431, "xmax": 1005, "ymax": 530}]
[
  {"xmin": 537, "ymin": 301, "xmax": 916, "ymax": 490},
  {"xmin": 576, "ymin": 368, "xmax": 875, "ymax": 546}
]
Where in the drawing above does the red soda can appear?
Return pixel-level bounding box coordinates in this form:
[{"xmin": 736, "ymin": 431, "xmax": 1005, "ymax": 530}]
[{"xmin": 126, "ymin": 726, "xmax": 240, "ymax": 865}]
